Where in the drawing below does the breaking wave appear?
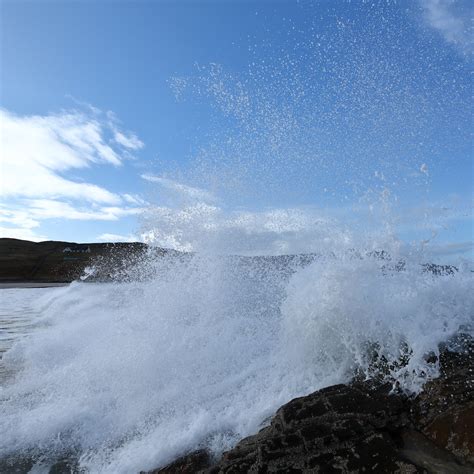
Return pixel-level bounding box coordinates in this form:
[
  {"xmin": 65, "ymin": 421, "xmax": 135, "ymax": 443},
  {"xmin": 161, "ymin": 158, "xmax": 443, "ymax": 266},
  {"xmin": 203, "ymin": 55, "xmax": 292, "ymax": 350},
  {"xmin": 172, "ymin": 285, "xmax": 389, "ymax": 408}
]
[
  {"xmin": 1, "ymin": 1, "xmax": 472, "ymax": 472},
  {"xmin": 0, "ymin": 245, "xmax": 472, "ymax": 473}
]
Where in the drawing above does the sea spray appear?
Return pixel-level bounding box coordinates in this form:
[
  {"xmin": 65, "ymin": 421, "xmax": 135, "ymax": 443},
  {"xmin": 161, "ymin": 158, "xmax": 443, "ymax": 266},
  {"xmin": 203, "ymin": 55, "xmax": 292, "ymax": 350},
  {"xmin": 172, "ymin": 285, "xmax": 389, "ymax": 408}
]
[
  {"xmin": 280, "ymin": 254, "xmax": 473, "ymax": 393},
  {"xmin": 1, "ymin": 1, "xmax": 472, "ymax": 472},
  {"xmin": 1, "ymin": 246, "xmax": 472, "ymax": 473}
]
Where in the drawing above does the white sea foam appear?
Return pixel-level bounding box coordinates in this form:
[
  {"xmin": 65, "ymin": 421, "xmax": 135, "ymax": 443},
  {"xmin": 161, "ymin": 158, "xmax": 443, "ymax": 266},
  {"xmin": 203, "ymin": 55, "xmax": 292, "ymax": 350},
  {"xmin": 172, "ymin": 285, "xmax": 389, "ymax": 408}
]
[
  {"xmin": 1, "ymin": 2, "xmax": 472, "ymax": 471},
  {"xmin": 0, "ymin": 246, "xmax": 472, "ymax": 473}
]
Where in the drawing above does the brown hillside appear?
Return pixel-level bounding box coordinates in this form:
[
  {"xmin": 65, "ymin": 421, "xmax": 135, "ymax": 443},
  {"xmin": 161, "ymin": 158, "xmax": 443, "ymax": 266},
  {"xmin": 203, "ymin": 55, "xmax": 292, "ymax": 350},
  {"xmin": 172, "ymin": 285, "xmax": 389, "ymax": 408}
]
[{"xmin": 0, "ymin": 238, "xmax": 156, "ymax": 283}]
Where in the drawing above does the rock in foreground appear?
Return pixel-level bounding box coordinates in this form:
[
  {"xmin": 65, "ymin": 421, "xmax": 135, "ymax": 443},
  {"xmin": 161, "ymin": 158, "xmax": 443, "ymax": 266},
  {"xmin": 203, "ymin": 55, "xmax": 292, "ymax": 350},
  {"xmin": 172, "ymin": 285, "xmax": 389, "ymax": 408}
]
[
  {"xmin": 152, "ymin": 336, "xmax": 473, "ymax": 473},
  {"xmin": 1, "ymin": 340, "xmax": 471, "ymax": 474}
]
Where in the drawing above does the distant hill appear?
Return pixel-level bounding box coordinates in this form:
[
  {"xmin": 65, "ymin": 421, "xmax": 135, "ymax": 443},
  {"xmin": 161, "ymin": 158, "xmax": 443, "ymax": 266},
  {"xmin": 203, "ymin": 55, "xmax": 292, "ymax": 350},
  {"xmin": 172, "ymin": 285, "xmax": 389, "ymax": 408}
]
[
  {"xmin": 0, "ymin": 238, "xmax": 163, "ymax": 283},
  {"xmin": 0, "ymin": 238, "xmax": 458, "ymax": 284}
]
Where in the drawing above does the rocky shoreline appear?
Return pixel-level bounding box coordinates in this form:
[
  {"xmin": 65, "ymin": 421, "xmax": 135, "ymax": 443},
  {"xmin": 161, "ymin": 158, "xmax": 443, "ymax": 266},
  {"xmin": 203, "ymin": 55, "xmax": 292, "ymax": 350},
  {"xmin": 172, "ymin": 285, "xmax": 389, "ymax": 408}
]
[
  {"xmin": 1, "ymin": 239, "xmax": 471, "ymax": 473},
  {"xmin": 149, "ymin": 335, "xmax": 473, "ymax": 474},
  {"xmin": 0, "ymin": 335, "xmax": 471, "ymax": 474}
]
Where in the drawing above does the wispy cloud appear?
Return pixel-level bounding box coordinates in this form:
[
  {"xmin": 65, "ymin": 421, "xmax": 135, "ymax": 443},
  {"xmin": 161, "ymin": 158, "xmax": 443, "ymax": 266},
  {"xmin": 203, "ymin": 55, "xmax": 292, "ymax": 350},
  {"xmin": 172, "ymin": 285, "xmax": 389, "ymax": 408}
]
[
  {"xmin": 0, "ymin": 108, "xmax": 143, "ymax": 204},
  {"xmin": 0, "ymin": 106, "xmax": 145, "ymax": 240},
  {"xmin": 0, "ymin": 206, "xmax": 45, "ymax": 241},
  {"xmin": 0, "ymin": 226, "xmax": 48, "ymax": 242},
  {"xmin": 122, "ymin": 193, "xmax": 147, "ymax": 206},
  {"xmin": 141, "ymin": 174, "xmax": 217, "ymax": 203},
  {"xmin": 24, "ymin": 200, "xmax": 143, "ymax": 221},
  {"xmin": 0, "ymin": 201, "xmax": 144, "ymax": 241},
  {"xmin": 106, "ymin": 110, "xmax": 144, "ymax": 151},
  {"xmin": 113, "ymin": 130, "xmax": 144, "ymax": 150},
  {"xmin": 420, "ymin": 0, "xmax": 473, "ymax": 54}
]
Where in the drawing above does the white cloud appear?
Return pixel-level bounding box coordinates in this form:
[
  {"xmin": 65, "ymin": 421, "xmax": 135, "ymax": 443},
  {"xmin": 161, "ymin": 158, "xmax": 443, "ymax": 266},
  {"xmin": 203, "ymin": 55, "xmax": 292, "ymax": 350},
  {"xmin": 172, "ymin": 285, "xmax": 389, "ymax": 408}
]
[
  {"xmin": 141, "ymin": 174, "xmax": 217, "ymax": 203},
  {"xmin": 122, "ymin": 193, "xmax": 147, "ymax": 205},
  {"xmin": 0, "ymin": 200, "xmax": 144, "ymax": 241},
  {"xmin": 137, "ymin": 193, "xmax": 473, "ymax": 257},
  {"xmin": 113, "ymin": 131, "xmax": 144, "ymax": 150},
  {"xmin": 0, "ymin": 207, "xmax": 39, "ymax": 230},
  {"xmin": 0, "ymin": 226, "xmax": 47, "ymax": 242},
  {"xmin": 104, "ymin": 110, "xmax": 144, "ymax": 151},
  {"xmin": 25, "ymin": 199, "xmax": 143, "ymax": 221},
  {"xmin": 403, "ymin": 199, "xmax": 473, "ymax": 228},
  {"xmin": 0, "ymin": 106, "xmax": 145, "ymax": 240},
  {"xmin": 421, "ymin": 0, "xmax": 473, "ymax": 54},
  {"xmin": 0, "ymin": 108, "xmax": 143, "ymax": 204}
]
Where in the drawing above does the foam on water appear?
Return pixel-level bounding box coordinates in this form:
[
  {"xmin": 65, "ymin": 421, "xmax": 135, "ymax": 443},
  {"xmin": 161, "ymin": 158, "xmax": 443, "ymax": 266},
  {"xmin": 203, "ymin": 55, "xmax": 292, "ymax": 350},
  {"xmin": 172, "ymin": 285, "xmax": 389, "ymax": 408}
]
[
  {"xmin": 1, "ymin": 2, "xmax": 473, "ymax": 472},
  {"xmin": 0, "ymin": 246, "xmax": 472, "ymax": 472}
]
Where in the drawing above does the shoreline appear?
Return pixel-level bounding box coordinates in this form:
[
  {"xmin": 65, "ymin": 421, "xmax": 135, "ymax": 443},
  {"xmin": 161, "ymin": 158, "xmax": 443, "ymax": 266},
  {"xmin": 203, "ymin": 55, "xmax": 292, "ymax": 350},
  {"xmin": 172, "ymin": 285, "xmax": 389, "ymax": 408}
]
[
  {"xmin": 0, "ymin": 282, "xmax": 70, "ymax": 289},
  {"xmin": 1, "ymin": 336, "xmax": 471, "ymax": 473},
  {"xmin": 151, "ymin": 336, "xmax": 474, "ymax": 473}
]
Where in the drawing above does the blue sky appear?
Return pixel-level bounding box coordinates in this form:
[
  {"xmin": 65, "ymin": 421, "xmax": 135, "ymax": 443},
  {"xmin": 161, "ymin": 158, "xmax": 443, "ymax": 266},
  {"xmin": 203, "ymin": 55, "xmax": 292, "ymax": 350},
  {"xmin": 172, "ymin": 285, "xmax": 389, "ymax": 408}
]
[{"xmin": 0, "ymin": 0, "xmax": 472, "ymax": 259}]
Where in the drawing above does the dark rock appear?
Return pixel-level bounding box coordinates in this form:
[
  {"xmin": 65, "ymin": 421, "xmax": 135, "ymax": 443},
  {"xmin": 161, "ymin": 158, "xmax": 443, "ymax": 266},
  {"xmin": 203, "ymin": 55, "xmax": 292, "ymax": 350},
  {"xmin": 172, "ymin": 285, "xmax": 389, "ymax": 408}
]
[
  {"xmin": 144, "ymin": 450, "xmax": 212, "ymax": 473},
  {"xmin": 210, "ymin": 383, "xmax": 419, "ymax": 473},
  {"xmin": 2, "ymin": 339, "xmax": 471, "ymax": 474},
  {"xmin": 410, "ymin": 334, "xmax": 474, "ymax": 465},
  {"xmin": 153, "ymin": 335, "xmax": 473, "ymax": 474},
  {"xmin": 0, "ymin": 456, "xmax": 36, "ymax": 474},
  {"xmin": 48, "ymin": 458, "xmax": 80, "ymax": 473},
  {"xmin": 401, "ymin": 430, "xmax": 472, "ymax": 474},
  {"xmin": 0, "ymin": 456, "xmax": 79, "ymax": 474}
]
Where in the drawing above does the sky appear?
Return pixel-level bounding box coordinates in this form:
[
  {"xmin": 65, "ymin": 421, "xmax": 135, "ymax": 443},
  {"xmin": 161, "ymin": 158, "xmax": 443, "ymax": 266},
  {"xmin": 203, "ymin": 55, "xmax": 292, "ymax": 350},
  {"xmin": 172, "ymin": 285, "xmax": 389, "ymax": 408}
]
[{"xmin": 0, "ymin": 0, "xmax": 472, "ymax": 259}]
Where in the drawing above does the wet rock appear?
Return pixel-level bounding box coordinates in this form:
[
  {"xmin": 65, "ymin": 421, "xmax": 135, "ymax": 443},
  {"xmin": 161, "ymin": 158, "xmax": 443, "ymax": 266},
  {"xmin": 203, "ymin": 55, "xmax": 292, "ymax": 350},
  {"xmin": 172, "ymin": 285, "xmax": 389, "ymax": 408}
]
[
  {"xmin": 154, "ymin": 335, "xmax": 473, "ymax": 473},
  {"xmin": 0, "ymin": 456, "xmax": 35, "ymax": 474},
  {"xmin": 0, "ymin": 456, "xmax": 79, "ymax": 474},
  {"xmin": 411, "ymin": 334, "xmax": 474, "ymax": 465},
  {"xmin": 401, "ymin": 430, "xmax": 472, "ymax": 474},
  {"xmin": 209, "ymin": 383, "xmax": 420, "ymax": 473},
  {"xmin": 145, "ymin": 449, "xmax": 212, "ymax": 474}
]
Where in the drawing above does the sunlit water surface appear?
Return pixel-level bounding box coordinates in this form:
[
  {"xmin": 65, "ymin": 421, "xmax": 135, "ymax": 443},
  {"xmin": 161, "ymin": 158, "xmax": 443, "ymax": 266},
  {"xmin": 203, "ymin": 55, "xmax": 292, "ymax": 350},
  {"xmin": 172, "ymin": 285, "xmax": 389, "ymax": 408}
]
[{"xmin": 0, "ymin": 288, "xmax": 55, "ymax": 381}]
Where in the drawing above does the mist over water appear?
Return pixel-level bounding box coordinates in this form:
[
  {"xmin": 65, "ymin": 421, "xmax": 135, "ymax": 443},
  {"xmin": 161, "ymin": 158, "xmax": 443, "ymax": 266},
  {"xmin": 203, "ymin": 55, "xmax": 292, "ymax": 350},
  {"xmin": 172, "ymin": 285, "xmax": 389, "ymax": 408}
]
[
  {"xmin": 1, "ymin": 2, "xmax": 473, "ymax": 473},
  {"xmin": 1, "ymin": 254, "xmax": 473, "ymax": 473},
  {"xmin": 1, "ymin": 254, "xmax": 472, "ymax": 473}
]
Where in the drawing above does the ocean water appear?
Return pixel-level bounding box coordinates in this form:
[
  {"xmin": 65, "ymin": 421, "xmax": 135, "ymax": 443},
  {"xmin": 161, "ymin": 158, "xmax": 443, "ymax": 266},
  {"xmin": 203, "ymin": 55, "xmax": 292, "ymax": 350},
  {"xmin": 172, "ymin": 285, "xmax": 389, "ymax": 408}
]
[
  {"xmin": 1, "ymin": 2, "xmax": 473, "ymax": 472},
  {"xmin": 0, "ymin": 253, "xmax": 472, "ymax": 473},
  {"xmin": 0, "ymin": 289, "xmax": 52, "ymax": 380}
]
